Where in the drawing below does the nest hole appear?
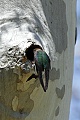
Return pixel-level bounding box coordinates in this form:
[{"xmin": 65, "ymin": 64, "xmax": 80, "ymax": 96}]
[{"xmin": 25, "ymin": 44, "xmax": 42, "ymax": 61}]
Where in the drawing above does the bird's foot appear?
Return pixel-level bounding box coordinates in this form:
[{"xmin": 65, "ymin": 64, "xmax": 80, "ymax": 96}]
[{"xmin": 26, "ymin": 74, "xmax": 38, "ymax": 82}]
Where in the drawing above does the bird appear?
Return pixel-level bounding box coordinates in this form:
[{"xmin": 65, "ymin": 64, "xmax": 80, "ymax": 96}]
[
  {"xmin": 33, "ymin": 49, "xmax": 50, "ymax": 92},
  {"xmin": 26, "ymin": 45, "xmax": 50, "ymax": 92}
]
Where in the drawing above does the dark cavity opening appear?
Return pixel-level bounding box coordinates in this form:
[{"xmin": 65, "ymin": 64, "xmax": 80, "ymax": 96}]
[{"xmin": 25, "ymin": 44, "xmax": 42, "ymax": 61}]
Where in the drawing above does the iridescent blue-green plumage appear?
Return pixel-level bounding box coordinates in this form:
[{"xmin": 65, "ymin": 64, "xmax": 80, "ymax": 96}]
[
  {"xmin": 34, "ymin": 50, "xmax": 50, "ymax": 92},
  {"xmin": 26, "ymin": 48, "xmax": 50, "ymax": 92},
  {"xmin": 34, "ymin": 50, "xmax": 50, "ymax": 69}
]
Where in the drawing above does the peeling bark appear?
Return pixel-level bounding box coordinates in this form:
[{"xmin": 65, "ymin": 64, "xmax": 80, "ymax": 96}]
[{"xmin": 0, "ymin": 0, "xmax": 76, "ymax": 120}]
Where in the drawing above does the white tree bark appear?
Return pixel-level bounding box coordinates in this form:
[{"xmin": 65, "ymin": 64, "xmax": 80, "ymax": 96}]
[{"xmin": 0, "ymin": 0, "xmax": 76, "ymax": 120}]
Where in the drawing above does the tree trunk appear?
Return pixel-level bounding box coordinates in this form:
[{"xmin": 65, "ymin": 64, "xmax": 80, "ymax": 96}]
[{"xmin": 0, "ymin": 0, "xmax": 76, "ymax": 120}]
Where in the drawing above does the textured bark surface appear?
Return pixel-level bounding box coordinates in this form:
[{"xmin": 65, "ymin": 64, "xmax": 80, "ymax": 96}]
[{"xmin": 0, "ymin": 0, "xmax": 76, "ymax": 120}]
